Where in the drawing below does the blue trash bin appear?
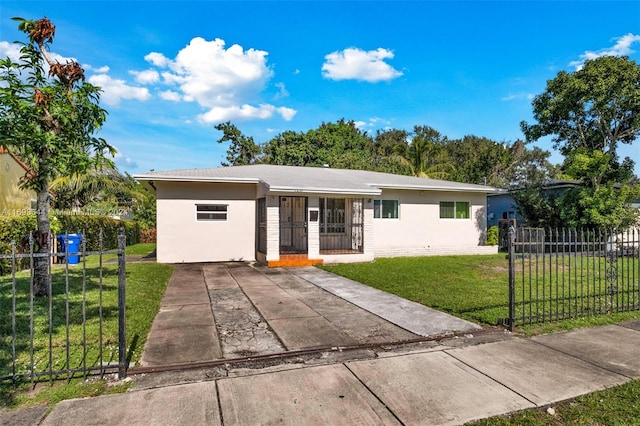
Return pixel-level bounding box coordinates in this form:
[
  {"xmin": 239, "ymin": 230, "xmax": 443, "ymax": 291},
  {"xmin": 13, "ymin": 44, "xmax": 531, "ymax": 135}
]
[{"xmin": 57, "ymin": 233, "xmax": 82, "ymax": 265}]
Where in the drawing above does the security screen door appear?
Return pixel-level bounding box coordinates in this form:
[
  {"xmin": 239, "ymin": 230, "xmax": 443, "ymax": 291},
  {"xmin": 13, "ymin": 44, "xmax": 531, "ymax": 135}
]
[{"xmin": 279, "ymin": 196, "xmax": 308, "ymax": 254}]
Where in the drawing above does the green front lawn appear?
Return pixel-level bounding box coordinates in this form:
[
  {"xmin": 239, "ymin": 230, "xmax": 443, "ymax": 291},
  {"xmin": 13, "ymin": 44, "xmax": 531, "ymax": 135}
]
[
  {"xmin": 322, "ymin": 255, "xmax": 510, "ymax": 324},
  {"xmin": 0, "ymin": 243, "xmax": 173, "ymax": 408},
  {"xmin": 320, "ymin": 254, "xmax": 639, "ymax": 334}
]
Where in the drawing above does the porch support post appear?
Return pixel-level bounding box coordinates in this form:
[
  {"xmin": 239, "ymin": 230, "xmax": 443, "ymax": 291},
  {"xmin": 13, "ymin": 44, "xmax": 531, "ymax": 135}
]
[
  {"xmin": 266, "ymin": 195, "xmax": 280, "ymax": 261},
  {"xmin": 307, "ymin": 196, "xmax": 320, "ymax": 258}
]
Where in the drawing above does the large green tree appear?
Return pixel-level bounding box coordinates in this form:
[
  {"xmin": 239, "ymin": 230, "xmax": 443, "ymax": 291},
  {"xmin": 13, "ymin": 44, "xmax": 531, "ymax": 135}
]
[
  {"xmin": 263, "ymin": 119, "xmax": 375, "ymax": 169},
  {"xmin": 215, "ymin": 121, "xmax": 261, "ymax": 166},
  {"xmin": 0, "ymin": 17, "xmax": 114, "ymax": 295},
  {"xmin": 371, "ymin": 128, "xmax": 412, "ymax": 175},
  {"xmin": 521, "ymin": 55, "xmax": 640, "ymax": 228},
  {"xmin": 445, "ymin": 135, "xmax": 511, "ymax": 186}
]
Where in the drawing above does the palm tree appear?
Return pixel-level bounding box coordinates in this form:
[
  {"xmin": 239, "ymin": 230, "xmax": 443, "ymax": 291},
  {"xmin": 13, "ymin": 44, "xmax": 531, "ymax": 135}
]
[
  {"xmin": 50, "ymin": 166, "xmax": 124, "ymax": 211},
  {"xmin": 394, "ymin": 126, "xmax": 455, "ymax": 179}
]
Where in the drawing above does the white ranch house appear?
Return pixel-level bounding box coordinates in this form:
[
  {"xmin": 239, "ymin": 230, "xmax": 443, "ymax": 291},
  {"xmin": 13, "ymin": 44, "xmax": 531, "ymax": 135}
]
[{"xmin": 135, "ymin": 165, "xmax": 499, "ymax": 266}]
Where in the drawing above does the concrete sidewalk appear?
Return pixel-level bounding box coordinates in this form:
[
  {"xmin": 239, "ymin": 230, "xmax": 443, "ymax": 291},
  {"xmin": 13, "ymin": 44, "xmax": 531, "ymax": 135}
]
[{"xmin": 28, "ymin": 321, "xmax": 640, "ymax": 425}]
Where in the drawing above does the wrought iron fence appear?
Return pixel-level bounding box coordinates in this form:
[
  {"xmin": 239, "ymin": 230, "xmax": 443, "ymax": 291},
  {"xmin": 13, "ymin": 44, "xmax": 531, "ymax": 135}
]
[
  {"xmin": 504, "ymin": 226, "xmax": 640, "ymax": 330},
  {"xmin": 0, "ymin": 230, "xmax": 127, "ymax": 387}
]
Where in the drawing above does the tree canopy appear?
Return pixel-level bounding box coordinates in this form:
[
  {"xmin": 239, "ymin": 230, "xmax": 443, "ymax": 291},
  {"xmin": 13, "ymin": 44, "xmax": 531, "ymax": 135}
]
[
  {"xmin": 0, "ymin": 17, "xmax": 114, "ymax": 295},
  {"xmin": 521, "ymin": 56, "xmax": 640, "ymax": 228},
  {"xmin": 216, "ymin": 118, "xmax": 559, "ymax": 189}
]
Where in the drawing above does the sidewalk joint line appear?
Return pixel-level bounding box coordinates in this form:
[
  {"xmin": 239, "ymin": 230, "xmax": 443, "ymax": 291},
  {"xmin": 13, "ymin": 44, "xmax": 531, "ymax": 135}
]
[
  {"xmin": 215, "ymin": 380, "xmax": 226, "ymax": 426},
  {"xmin": 528, "ymin": 338, "xmax": 634, "ymax": 381},
  {"xmin": 443, "ymin": 349, "xmax": 538, "ymax": 406},
  {"xmin": 343, "ymin": 363, "xmax": 407, "ymax": 426}
]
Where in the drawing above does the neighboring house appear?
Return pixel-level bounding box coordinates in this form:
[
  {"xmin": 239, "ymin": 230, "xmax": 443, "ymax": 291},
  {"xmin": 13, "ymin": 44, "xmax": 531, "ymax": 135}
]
[
  {"xmin": 0, "ymin": 147, "xmax": 36, "ymax": 214},
  {"xmin": 486, "ymin": 189, "xmax": 520, "ymax": 229},
  {"xmin": 487, "ymin": 180, "xmax": 581, "ymax": 228},
  {"xmin": 134, "ymin": 164, "xmax": 499, "ymax": 266}
]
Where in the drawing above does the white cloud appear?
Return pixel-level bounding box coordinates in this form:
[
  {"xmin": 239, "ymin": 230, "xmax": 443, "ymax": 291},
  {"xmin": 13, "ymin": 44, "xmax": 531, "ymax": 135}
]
[
  {"xmin": 368, "ymin": 117, "xmax": 391, "ymax": 126},
  {"xmin": 88, "ymin": 74, "xmax": 151, "ymax": 106},
  {"xmin": 278, "ymin": 106, "xmax": 297, "ymax": 121},
  {"xmin": 113, "ymin": 150, "xmax": 138, "ymax": 170},
  {"xmin": 131, "ymin": 69, "xmax": 160, "ymax": 84},
  {"xmin": 354, "ymin": 117, "xmax": 392, "ymax": 130},
  {"xmin": 140, "ymin": 36, "xmax": 295, "ymax": 123},
  {"xmin": 146, "ymin": 37, "xmax": 274, "ymax": 104},
  {"xmin": 160, "ymin": 90, "xmax": 181, "ymax": 101},
  {"xmin": 570, "ymin": 33, "xmax": 640, "ymax": 69},
  {"xmin": 84, "ymin": 64, "xmax": 110, "ymax": 73},
  {"xmin": 0, "ymin": 41, "xmax": 21, "ymax": 61},
  {"xmin": 322, "ymin": 47, "xmax": 403, "ymax": 82},
  {"xmin": 198, "ymin": 103, "xmax": 296, "ymax": 123},
  {"xmin": 501, "ymin": 92, "xmax": 535, "ymax": 102},
  {"xmin": 145, "ymin": 52, "xmax": 169, "ymax": 67},
  {"xmin": 274, "ymin": 82, "xmax": 289, "ymax": 99}
]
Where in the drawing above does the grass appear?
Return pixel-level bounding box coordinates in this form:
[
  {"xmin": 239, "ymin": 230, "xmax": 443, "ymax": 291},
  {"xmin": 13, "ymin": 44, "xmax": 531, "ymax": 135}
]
[
  {"xmin": 468, "ymin": 379, "xmax": 640, "ymax": 425},
  {"xmin": 123, "ymin": 243, "xmax": 156, "ymax": 256},
  {"xmin": 323, "ymin": 254, "xmax": 640, "ymax": 425},
  {"xmin": 320, "ymin": 254, "xmax": 640, "ymax": 335},
  {"xmin": 0, "ymin": 243, "xmax": 173, "ymax": 409},
  {"xmin": 322, "ymin": 254, "xmax": 511, "ymax": 324}
]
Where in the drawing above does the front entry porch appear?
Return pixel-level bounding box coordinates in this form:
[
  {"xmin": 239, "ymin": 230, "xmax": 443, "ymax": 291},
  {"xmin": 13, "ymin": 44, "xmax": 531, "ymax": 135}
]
[{"xmin": 257, "ymin": 195, "xmax": 370, "ymax": 267}]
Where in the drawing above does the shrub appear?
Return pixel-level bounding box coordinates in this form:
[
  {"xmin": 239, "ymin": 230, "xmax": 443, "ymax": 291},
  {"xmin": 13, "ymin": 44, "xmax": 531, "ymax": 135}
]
[
  {"xmin": 0, "ymin": 214, "xmax": 140, "ymax": 275},
  {"xmin": 486, "ymin": 225, "xmax": 499, "ymax": 246},
  {"xmin": 56, "ymin": 213, "xmax": 139, "ymax": 250},
  {"xmin": 139, "ymin": 227, "xmax": 156, "ymax": 243}
]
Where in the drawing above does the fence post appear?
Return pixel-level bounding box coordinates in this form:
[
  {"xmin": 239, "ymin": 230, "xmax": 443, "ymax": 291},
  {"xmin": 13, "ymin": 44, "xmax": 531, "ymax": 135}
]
[
  {"xmin": 507, "ymin": 225, "xmax": 516, "ymax": 331},
  {"xmin": 117, "ymin": 230, "xmax": 127, "ymax": 379}
]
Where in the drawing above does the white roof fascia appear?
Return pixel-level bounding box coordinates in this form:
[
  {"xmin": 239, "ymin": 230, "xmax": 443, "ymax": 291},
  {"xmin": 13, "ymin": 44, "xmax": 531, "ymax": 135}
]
[
  {"xmin": 373, "ymin": 183, "xmax": 498, "ymax": 193},
  {"xmin": 267, "ymin": 185, "xmax": 381, "ymax": 196},
  {"xmin": 134, "ymin": 175, "xmax": 260, "ymax": 184}
]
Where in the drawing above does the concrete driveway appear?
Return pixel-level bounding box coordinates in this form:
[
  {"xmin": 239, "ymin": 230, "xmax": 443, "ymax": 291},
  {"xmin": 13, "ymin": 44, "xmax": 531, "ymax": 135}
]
[{"xmin": 139, "ymin": 262, "xmax": 480, "ymax": 367}]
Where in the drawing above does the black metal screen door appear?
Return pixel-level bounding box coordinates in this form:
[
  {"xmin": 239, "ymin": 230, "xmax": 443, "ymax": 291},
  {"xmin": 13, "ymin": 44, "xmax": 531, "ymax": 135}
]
[{"xmin": 279, "ymin": 196, "xmax": 308, "ymax": 254}]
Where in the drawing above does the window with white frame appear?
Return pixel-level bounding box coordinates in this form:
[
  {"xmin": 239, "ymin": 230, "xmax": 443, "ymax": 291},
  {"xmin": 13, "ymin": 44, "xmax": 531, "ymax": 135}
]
[
  {"xmin": 373, "ymin": 199, "xmax": 399, "ymax": 219},
  {"xmin": 439, "ymin": 201, "xmax": 470, "ymax": 219},
  {"xmin": 196, "ymin": 204, "xmax": 228, "ymax": 221}
]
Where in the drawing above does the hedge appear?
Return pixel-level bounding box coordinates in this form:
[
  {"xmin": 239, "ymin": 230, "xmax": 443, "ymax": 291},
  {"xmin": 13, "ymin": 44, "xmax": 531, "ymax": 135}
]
[
  {"xmin": 0, "ymin": 214, "xmax": 140, "ymax": 274},
  {"xmin": 56, "ymin": 214, "xmax": 139, "ymax": 250}
]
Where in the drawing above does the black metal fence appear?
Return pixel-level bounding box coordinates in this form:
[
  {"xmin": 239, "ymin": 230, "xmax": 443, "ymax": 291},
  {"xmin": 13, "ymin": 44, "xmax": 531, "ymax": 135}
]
[
  {"xmin": 504, "ymin": 226, "xmax": 640, "ymax": 330},
  {"xmin": 0, "ymin": 230, "xmax": 127, "ymax": 387}
]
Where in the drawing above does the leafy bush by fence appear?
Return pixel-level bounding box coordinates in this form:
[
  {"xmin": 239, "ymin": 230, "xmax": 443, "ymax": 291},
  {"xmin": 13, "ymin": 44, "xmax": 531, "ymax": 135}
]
[
  {"xmin": 56, "ymin": 214, "xmax": 139, "ymax": 250},
  {"xmin": 0, "ymin": 214, "xmax": 139, "ymax": 274},
  {"xmin": 486, "ymin": 225, "xmax": 499, "ymax": 246}
]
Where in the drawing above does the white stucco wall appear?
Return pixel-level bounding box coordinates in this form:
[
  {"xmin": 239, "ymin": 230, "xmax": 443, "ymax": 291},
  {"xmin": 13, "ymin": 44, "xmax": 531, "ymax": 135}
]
[
  {"xmin": 373, "ymin": 189, "xmax": 496, "ymax": 257},
  {"xmin": 156, "ymin": 181, "xmax": 257, "ymax": 263}
]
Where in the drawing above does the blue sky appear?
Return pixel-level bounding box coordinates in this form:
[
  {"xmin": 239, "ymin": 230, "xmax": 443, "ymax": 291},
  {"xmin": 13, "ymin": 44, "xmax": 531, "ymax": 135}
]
[{"xmin": 1, "ymin": 1, "xmax": 639, "ymax": 177}]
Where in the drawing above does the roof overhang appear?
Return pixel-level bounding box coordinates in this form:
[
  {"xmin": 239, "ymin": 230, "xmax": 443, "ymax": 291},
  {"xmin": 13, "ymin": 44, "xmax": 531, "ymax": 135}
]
[
  {"xmin": 134, "ymin": 175, "xmax": 260, "ymax": 193},
  {"xmin": 373, "ymin": 183, "xmax": 499, "ymax": 193},
  {"xmin": 267, "ymin": 185, "xmax": 381, "ymax": 196},
  {"xmin": 134, "ymin": 175, "xmax": 260, "ymax": 184},
  {"xmin": 134, "ymin": 172, "xmax": 497, "ymax": 196}
]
